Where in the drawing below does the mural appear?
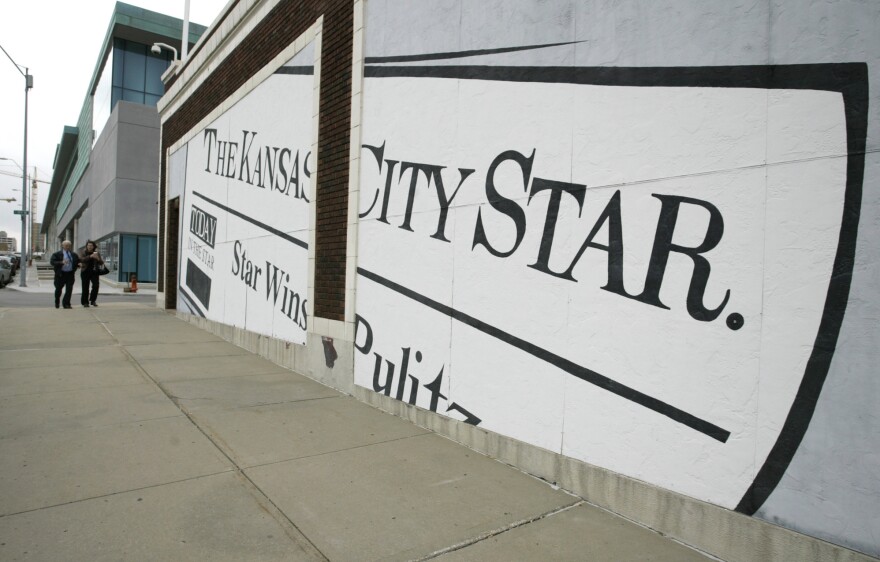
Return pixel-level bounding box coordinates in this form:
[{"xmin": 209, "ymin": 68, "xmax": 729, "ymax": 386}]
[
  {"xmin": 176, "ymin": 42, "xmax": 316, "ymax": 345},
  {"xmin": 354, "ymin": 0, "xmax": 868, "ymax": 538}
]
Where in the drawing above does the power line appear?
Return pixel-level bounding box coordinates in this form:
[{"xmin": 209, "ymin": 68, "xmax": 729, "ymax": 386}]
[
  {"xmin": 0, "ymin": 162, "xmax": 51, "ymax": 178},
  {"xmin": 0, "ymin": 170, "xmax": 50, "ymax": 184}
]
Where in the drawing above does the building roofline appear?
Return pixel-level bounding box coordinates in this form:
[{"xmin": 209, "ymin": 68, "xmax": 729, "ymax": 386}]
[
  {"xmin": 88, "ymin": 2, "xmax": 208, "ymax": 99},
  {"xmin": 43, "ymin": 2, "xmax": 209, "ymax": 233},
  {"xmin": 42, "ymin": 126, "xmax": 79, "ymax": 233}
]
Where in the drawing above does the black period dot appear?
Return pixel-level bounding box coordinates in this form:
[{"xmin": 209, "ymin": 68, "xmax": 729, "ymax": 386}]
[{"xmin": 727, "ymin": 313, "xmax": 744, "ymax": 331}]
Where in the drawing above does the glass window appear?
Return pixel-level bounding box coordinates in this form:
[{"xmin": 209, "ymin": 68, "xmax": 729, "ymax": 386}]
[
  {"xmin": 109, "ymin": 38, "xmax": 170, "ymax": 108},
  {"xmin": 122, "ymin": 88, "xmax": 145, "ymax": 104},
  {"xmin": 97, "ymin": 235, "xmax": 120, "ymax": 281},
  {"xmin": 92, "ymin": 48, "xmax": 113, "ymax": 146},
  {"xmin": 137, "ymin": 236, "xmax": 157, "ymax": 282},
  {"xmin": 112, "ymin": 234, "xmax": 158, "ymax": 283},
  {"xmin": 112, "ymin": 40, "xmax": 124, "ymax": 87},
  {"xmin": 122, "ymin": 41, "xmax": 146, "ymax": 92},
  {"xmin": 121, "ymin": 234, "xmax": 138, "ymax": 276},
  {"xmin": 145, "ymin": 54, "xmax": 167, "ymax": 96}
]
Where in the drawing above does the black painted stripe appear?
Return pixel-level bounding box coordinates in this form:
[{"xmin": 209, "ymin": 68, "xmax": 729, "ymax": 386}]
[
  {"xmin": 275, "ymin": 66, "xmax": 314, "ymax": 75},
  {"xmin": 363, "ymin": 63, "xmax": 868, "ymax": 94},
  {"xmin": 734, "ymin": 65, "xmax": 868, "ymax": 515},
  {"xmin": 364, "ymin": 63, "xmax": 773, "ymax": 86},
  {"xmin": 365, "ymin": 40, "xmax": 585, "ymax": 64},
  {"xmin": 192, "ymin": 191, "xmax": 308, "ymax": 250},
  {"xmin": 178, "ymin": 286, "xmax": 206, "ymax": 318},
  {"xmin": 185, "ymin": 258, "xmax": 212, "ymax": 309},
  {"xmin": 358, "ymin": 266, "xmax": 730, "ymax": 443}
]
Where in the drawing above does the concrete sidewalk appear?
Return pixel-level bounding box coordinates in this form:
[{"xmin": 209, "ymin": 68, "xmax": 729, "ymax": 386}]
[{"xmin": 0, "ymin": 302, "xmax": 712, "ymax": 561}]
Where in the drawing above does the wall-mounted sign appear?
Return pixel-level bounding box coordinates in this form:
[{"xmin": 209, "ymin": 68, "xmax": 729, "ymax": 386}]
[
  {"xmin": 355, "ymin": 54, "xmax": 866, "ymax": 514},
  {"xmin": 176, "ymin": 42, "xmax": 316, "ymax": 345}
]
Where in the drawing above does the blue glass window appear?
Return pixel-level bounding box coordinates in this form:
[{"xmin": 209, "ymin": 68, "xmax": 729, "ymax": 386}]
[
  {"xmin": 122, "ymin": 89, "xmax": 145, "ymax": 104},
  {"xmin": 145, "ymin": 55, "xmax": 167, "ymax": 96},
  {"xmin": 109, "ymin": 38, "xmax": 171, "ymax": 109},
  {"xmin": 112, "ymin": 39, "xmax": 125, "ymax": 87},
  {"xmin": 122, "ymin": 42, "xmax": 147, "ymax": 91},
  {"xmin": 118, "ymin": 234, "xmax": 157, "ymax": 283},
  {"xmin": 137, "ymin": 236, "xmax": 157, "ymax": 282},
  {"xmin": 121, "ymin": 234, "xmax": 138, "ymax": 275}
]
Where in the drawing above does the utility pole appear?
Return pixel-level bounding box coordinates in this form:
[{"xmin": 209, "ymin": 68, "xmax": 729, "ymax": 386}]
[
  {"xmin": 15, "ymin": 68, "xmax": 32, "ymax": 285},
  {"xmin": 1, "ymin": 43, "xmax": 33, "ymax": 286}
]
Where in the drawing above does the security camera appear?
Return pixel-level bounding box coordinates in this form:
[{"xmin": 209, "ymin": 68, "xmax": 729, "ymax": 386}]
[{"xmin": 150, "ymin": 42, "xmax": 178, "ymax": 61}]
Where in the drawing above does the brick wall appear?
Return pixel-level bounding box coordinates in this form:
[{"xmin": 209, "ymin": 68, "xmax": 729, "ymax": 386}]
[{"xmin": 159, "ymin": 0, "xmax": 353, "ymax": 322}]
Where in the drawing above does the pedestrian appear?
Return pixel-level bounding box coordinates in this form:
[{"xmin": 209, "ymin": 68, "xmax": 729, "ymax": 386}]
[
  {"xmin": 78, "ymin": 240, "xmax": 104, "ymax": 308},
  {"xmin": 49, "ymin": 240, "xmax": 79, "ymax": 309}
]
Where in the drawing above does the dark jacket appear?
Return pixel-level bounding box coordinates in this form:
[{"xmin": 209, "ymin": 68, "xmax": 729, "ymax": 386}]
[{"xmin": 50, "ymin": 249, "xmax": 80, "ymax": 276}]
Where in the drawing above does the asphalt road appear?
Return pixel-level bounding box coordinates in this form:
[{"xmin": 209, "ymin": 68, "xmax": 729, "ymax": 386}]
[{"xmin": 0, "ymin": 284, "xmax": 155, "ymax": 308}]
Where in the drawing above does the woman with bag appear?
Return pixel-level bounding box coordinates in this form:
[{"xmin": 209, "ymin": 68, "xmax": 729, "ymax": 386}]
[{"xmin": 79, "ymin": 240, "xmax": 106, "ymax": 307}]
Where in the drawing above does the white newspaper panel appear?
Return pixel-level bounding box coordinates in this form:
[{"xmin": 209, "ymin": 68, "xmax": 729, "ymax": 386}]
[
  {"xmin": 178, "ymin": 46, "xmax": 315, "ymax": 345},
  {"xmin": 355, "ymin": 73, "xmax": 849, "ymax": 508}
]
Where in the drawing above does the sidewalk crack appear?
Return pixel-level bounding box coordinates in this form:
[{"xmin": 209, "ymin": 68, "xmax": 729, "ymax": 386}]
[{"xmin": 414, "ymin": 500, "xmax": 585, "ymax": 560}]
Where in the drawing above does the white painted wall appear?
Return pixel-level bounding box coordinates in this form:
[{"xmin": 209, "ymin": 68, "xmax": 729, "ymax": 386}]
[
  {"xmin": 175, "ymin": 43, "xmax": 316, "ymax": 344},
  {"xmin": 354, "ymin": 0, "xmax": 879, "ymax": 556}
]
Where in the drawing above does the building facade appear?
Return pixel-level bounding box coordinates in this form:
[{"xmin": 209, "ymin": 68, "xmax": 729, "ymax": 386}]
[
  {"xmin": 0, "ymin": 231, "xmax": 16, "ymax": 252},
  {"xmin": 157, "ymin": 1, "xmax": 880, "ymax": 559},
  {"xmin": 42, "ymin": 2, "xmax": 205, "ymax": 283}
]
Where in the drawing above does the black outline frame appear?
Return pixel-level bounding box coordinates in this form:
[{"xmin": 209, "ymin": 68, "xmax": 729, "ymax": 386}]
[{"xmin": 363, "ymin": 62, "xmax": 869, "ymax": 515}]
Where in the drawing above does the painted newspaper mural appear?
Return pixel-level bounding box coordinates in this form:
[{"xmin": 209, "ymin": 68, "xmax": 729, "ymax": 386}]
[
  {"xmin": 354, "ymin": 1, "xmax": 873, "ymax": 554},
  {"xmin": 176, "ymin": 43, "xmax": 315, "ymax": 344}
]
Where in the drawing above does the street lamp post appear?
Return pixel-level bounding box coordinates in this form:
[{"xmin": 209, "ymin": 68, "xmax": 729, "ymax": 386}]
[
  {"xmin": 19, "ymin": 70, "xmax": 31, "ymax": 286},
  {"xmin": 1, "ymin": 44, "xmax": 33, "ymax": 287}
]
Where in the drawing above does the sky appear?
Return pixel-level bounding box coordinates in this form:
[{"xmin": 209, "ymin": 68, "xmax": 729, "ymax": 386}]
[{"xmin": 0, "ymin": 0, "xmax": 230, "ymax": 249}]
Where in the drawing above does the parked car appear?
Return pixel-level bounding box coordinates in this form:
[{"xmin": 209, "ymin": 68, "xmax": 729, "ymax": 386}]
[
  {"xmin": 0, "ymin": 254, "xmax": 15, "ymax": 277},
  {"xmin": 0, "ymin": 257, "xmax": 12, "ymax": 287}
]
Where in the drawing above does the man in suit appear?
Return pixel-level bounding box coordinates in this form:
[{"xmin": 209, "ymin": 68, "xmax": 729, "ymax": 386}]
[{"xmin": 50, "ymin": 240, "xmax": 80, "ymax": 309}]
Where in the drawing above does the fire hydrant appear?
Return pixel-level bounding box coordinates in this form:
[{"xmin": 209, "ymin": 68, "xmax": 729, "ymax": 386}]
[{"xmin": 129, "ymin": 273, "xmax": 138, "ymax": 293}]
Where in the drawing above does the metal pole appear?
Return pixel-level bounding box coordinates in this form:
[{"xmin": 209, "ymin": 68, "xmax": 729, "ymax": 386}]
[
  {"xmin": 181, "ymin": 0, "xmax": 190, "ymax": 61},
  {"xmin": 19, "ymin": 68, "xmax": 30, "ymax": 287}
]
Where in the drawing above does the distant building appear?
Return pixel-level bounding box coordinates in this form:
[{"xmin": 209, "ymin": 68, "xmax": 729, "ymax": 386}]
[
  {"xmin": 41, "ymin": 1, "xmax": 205, "ymax": 283},
  {"xmin": 0, "ymin": 231, "xmax": 16, "ymax": 252},
  {"xmin": 31, "ymin": 222, "xmax": 42, "ymax": 253}
]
